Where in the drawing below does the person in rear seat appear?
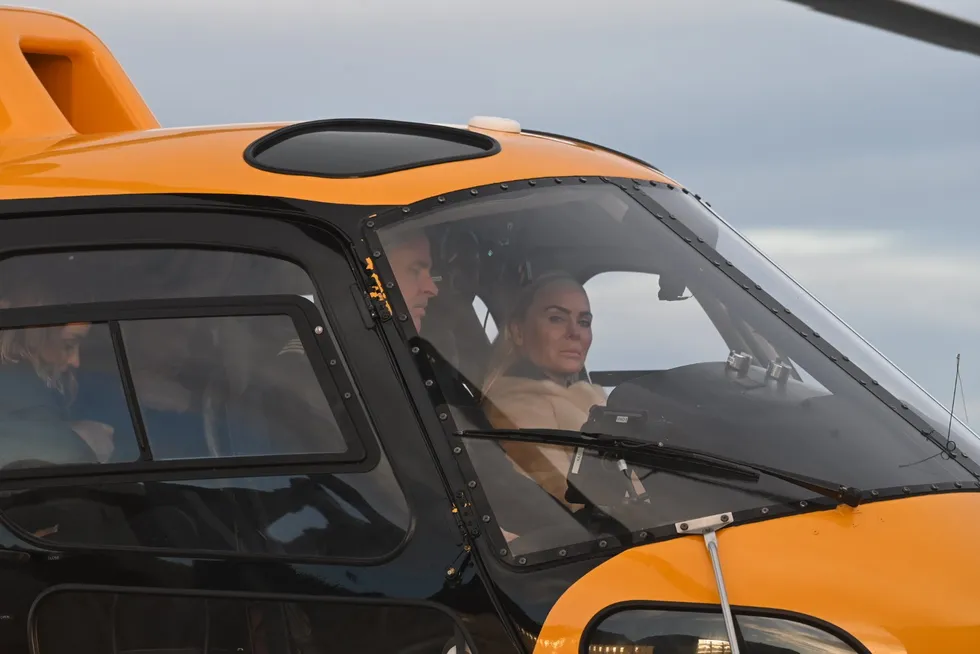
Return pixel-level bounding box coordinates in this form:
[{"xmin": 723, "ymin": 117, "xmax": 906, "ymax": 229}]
[{"xmin": 0, "ymin": 284, "xmax": 113, "ymax": 467}]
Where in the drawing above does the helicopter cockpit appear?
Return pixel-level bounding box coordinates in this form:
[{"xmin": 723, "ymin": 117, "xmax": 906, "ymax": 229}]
[{"xmin": 374, "ymin": 177, "xmax": 980, "ymax": 564}]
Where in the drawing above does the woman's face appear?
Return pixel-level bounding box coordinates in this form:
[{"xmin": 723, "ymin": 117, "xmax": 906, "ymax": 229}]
[
  {"xmin": 39, "ymin": 323, "xmax": 90, "ymax": 377},
  {"xmin": 510, "ymin": 280, "xmax": 593, "ymax": 379}
]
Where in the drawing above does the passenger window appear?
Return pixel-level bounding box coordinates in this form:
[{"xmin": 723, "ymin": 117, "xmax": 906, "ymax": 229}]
[
  {"xmin": 0, "ymin": 315, "xmax": 348, "ymax": 468},
  {"xmin": 0, "ymin": 249, "xmax": 347, "ymax": 466},
  {"xmin": 0, "ymin": 247, "xmax": 411, "ymax": 561},
  {"xmin": 584, "ymin": 271, "xmax": 730, "ymax": 380},
  {"xmin": 0, "ymin": 322, "xmax": 138, "ymax": 468},
  {"xmin": 121, "ymin": 314, "xmax": 345, "ymax": 460},
  {"xmin": 587, "ymin": 606, "xmax": 859, "ymax": 654},
  {"xmin": 0, "ymin": 248, "xmax": 317, "ymax": 305},
  {"xmin": 0, "ymin": 468, "xmax": 410, "ymax": 558},
  {"xmin": 35, "ymin": 589, "xmax": 471, "ymax": 654}
]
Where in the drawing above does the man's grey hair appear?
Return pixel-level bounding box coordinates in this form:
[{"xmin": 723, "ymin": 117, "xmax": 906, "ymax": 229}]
[{"xmin": 379, "ymin": 224, "xmax": 430, "ymax": 250}]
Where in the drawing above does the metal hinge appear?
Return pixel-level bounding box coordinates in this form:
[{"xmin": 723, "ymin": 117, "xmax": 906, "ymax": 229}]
[
  {"xmin": 676, "ymin": 512, "xmax": 741, "ymax": 654},
  {"xmin": 349, "ymin": 253, "xmax": 394, "ymax": 329},
  {"xmin": 450, "ymin": 492, "xmax": 482, "ymax": 544},
  {"xmin": 349, "ymin": 284, "xmax": 377, "ymax": 329},
  {"xmin": 362, "ymin": 256, "xmax": 393, "ymax": 323}
]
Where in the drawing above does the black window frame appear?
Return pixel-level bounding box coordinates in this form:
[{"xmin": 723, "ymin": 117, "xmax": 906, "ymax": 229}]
[
  {"xmin": 357, "ymin": 175, "xmax": 980, "ymax": 571},
  {"xmin": 0, "ymin": 201, "xmax": 392, "ymax": 492},
  {"xmin": 582, "ymin": 600, "xmax": 871, "ymax": 654},
  {"xmin": 0, "ymin": 293, "xmax": 372, "ymax": 483}
]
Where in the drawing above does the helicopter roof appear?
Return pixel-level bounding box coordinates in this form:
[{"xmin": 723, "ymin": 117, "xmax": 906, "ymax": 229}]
[
  {"xmin": 6, "ymin": 1, "xmax": 980, "ymax": 210},
  {"xmin": 0, "ymin": 121, "xmax": 678, "ymax": 207},
  {"xmin": 0, "ymin": 6, "xmax": 675, "ymax": 207}
]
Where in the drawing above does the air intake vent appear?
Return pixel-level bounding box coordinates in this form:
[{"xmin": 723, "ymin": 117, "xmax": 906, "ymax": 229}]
[
  {"xmin": 0, "ymin": 7, "xmax": 158, "ymax": 140},
  {"xmin": 244, "ymin": 118, "xmax": 501, "ymax": 179}
]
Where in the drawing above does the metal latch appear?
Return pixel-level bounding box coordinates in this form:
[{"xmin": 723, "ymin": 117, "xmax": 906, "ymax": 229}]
[{"xmin": 676, "ymin": 512, "xmax": 740, "ymax": 654}]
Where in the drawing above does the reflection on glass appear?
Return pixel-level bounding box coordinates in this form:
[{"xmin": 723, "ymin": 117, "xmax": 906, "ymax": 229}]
[
  {"xmin": 0, "ymin": 247, "xmax": 348, "ymax": 469},
  {"xmin": 642, "ymin": 185, "xmax": 980, "ymax": 456},
  {"xmin": 377, "ymin": 182, "xmax": 978, "ymax": 560},
  {"xmin": 589, "ymin": 608, "xmax": 858, "ymax": 654},
  {"xmin": 0, "ymin": 248, "xmax": 317, "ymax": 307},
  {"xmin": 590, "ymin": 609, "xmax": 730, "ymax": 654},
  {"xmin": 0, "ymin": 471, "xmax": 409, "ymax": 558},
  {"xmin": 121, "ymin": 314, "xmax": 347, "ymax": 460},
  {"xmin": 35, "ymin": 589, "xmax": 465, "ymax": 654},
  {"xmin": 738, "ymin": 615, "xmax": 856, "ymax": 653}
]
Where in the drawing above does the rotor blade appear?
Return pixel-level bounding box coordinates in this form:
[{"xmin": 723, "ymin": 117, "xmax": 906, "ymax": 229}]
[{"xmin": 783, "ymin": 0, "xmax": 980, "ymax": 58}]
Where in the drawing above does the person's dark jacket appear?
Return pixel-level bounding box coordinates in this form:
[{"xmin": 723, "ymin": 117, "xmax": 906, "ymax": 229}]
[{"xmin": 0, "ymin": 361, "xmax": 96, "ymax": 469}]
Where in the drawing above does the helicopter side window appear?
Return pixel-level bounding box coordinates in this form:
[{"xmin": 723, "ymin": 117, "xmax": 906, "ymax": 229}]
[
  {"xmin": 0, "ymin": 321, "xmax": 137, "ymax": 468},
  {"xmin": 0, "ymin": 249, "xmax": 348, "ymax": 463},
  {"xmin": 120, "ymin": 313, "xmax": 347, "ymax": 460},
  {"xmin": 0, "ymin": 246, "xmax": 411, "ymax": 561},
  {"xmin": 586, "ymin": 605, "xmax": 860, "ymax": 654}
]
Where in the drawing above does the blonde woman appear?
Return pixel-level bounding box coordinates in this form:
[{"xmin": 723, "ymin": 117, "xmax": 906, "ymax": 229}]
[{"xmin": 480, "ymin": 272, "xmax": 607, "ymax": 511}]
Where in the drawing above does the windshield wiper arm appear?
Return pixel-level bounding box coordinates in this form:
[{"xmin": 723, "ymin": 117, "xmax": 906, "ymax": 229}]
[{"xmin": 457, "ymin": 428, "xmax": 864, "ymax": 508}]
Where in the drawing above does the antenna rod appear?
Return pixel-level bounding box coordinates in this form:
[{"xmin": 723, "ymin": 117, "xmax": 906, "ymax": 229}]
[{"xmin": 947, "ymin": 353, "xmax": 961, "ymax": 447}]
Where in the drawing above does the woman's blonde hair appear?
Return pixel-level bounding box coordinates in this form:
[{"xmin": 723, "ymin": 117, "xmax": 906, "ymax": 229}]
[
  {"xmin": 481, "ymin": 270, "xmax": 586, "ymax": 397},
  {"xmin": 0, "ymin": 283, "xmax": 80, "ymax": 400}
]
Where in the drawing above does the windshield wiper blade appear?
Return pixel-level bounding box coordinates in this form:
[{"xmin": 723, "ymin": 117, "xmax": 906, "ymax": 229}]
[{"xmin": 457, "ymin": 428, "xmax": 864, "ymax": 508}]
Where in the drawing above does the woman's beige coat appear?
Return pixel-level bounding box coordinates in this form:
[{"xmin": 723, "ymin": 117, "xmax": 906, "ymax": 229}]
[{"xmin": 483, "ymin": 374, "xmax": 607, "ymax": 510}]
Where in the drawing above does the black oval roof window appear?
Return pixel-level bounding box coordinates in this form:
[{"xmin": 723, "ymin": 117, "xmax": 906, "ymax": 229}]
[{"xmin": 244, "ymin": 118, "xmax": 502, "ymax": 179}]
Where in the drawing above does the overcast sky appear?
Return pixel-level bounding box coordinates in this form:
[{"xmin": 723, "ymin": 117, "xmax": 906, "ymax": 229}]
[{"xmin": 24, "ymin": 0, "xmax": 980, "ymax": 423}]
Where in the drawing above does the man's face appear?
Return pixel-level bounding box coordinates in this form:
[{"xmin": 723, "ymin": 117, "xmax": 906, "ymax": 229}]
[{"xmin": 387, "ymin": 233, "xmax": 439, "ymax": 331}]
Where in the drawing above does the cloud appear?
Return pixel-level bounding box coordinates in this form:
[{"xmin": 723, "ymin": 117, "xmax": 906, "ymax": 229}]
[
  {"xmin": 25, "ymin": 0, "xmax": 980, "ymax": 163},
  {"xmin": 741, "ymin": 226, "xmax": 980, "ymax": 422},
  {"xmin": 745, "ymin": 227, "xmax": 980, "ymax": 327},
  {"xmin": 737, "ymin": 229, "xmax": 895, "ymax": 256},
  {"xmin": 33, "ymin": 0, "xmax": 770, "ymax": 28}
]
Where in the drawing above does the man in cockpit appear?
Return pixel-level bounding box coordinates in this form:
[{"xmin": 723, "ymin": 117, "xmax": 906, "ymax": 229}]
[{"xmin": 382, "ymin": 230, "xmax": 439, "ymax": 332}]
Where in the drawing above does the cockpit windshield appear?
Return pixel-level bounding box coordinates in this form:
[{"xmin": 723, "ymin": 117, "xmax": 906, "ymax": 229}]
[
  {"xmin": 640, "ymin": 184, "xmax": 980, "ymax": 452},
  {"xmin": 373, "ymin": 177, "xmax": 980, "ymax": 563}
]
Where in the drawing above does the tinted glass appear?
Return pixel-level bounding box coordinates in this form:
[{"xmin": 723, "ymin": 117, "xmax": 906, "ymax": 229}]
[
  {"xmin": 0, "ymin": 468, "xmax": 409, "ymax": 558},
  {"xmin": 588, "ymin": 607, "xmax": 857, "ymax": 654},
  {"xmin": 738, "ymin": 615, "xmax": 858, "ymax": 653},
  {"xmin": 590, "ymin": 609, "xmax": 730, "ymax": 653},
  {"xmin": 249, "ymin": 123, "xmax": 497, "ymax": 177},
  {"xmin": 0, "ymin": 248, "xmax": 411, "ymax": 559},
  {"xmin": 642, "ymin": 185, "xmax": 980, "ymax": 458},
  {"xmin": 584, "ymin": 271, "xmax": 731, "ymax": 380},
  {"xmin": 0, "ymin": 248, "xmax": 317, "ymax": 306},
  {"xmin": 35, "ymin": 589, "xmax": 465, "ymax": 654},
  {"xmin": 375, "ymin": 182, "xmax": 977, "ymax": 559},
  {"xmin": 0, "ymin": 249, "xmax": 347, "ymax": 466},
  {"xmin": 119, "ymin": 315, "xmax": 346, "ymax": 460},
  {"xmin": 0, "ymin": 322, "xmax": 138, "ymax": 468},
  {"xmin": 0, "ymin": 312, "xmax": 348, "ymax": 468}
]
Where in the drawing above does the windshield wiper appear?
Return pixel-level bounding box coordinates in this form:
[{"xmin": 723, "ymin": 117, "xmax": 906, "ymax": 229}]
[{"xmin": 457, "ymin": 428, "xmax": 864, "ymax": 508}]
